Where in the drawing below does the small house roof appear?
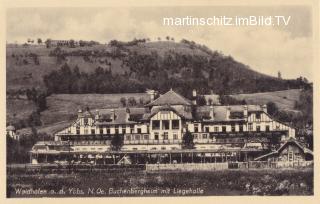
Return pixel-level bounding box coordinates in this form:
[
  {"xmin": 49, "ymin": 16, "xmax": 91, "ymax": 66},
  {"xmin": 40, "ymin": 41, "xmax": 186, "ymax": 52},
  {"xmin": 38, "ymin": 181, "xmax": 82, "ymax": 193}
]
[
  {"xmin": 254, "ymin": 138, "xmax": 313, "ymax": 161},
  {"xmin": 6, "ymin": 125, "xmax": 15, "ymax": 131}
]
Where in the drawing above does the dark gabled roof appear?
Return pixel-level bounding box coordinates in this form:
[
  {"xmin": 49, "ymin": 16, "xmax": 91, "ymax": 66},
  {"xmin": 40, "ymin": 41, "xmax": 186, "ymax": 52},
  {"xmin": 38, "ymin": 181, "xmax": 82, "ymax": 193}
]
[
  {"xmin": 195, "ymin": 105, "xmax": 263, "ymax": 121},
  {"xmin": 144, "ymin": 105, "xmax": 193, "ymax": 120},
  {"xmin": 254, "ymin": 138, "xmax": 313, "ymax": 161},
  {"xmin": 145, "ymin": 89, "xmax": 192, "ymax": 107},
  {"xmin": 96, "ymin": 108, "xmax": 146, "ymax": 125}
]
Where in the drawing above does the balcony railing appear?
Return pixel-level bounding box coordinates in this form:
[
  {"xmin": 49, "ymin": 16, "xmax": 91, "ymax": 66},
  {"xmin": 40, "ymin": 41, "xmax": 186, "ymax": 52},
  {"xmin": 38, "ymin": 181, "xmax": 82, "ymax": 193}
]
[{"xmin": 124, "ymin": 139, "xmax": 182, "ymax": 145}]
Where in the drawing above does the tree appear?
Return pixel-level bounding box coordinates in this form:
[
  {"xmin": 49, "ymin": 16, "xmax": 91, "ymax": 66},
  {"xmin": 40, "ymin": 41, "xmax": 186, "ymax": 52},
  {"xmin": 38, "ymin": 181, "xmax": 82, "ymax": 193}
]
[
  {"xmin": 69, "ymin": 39, "xmax": 76, "ymax": 48},
  {"xmin": 45, "ymin": 38, "xmax": 52, "ymax": 48},
  {"xmin": 110, "ymin": 135, "xmax": 124, "ymax": 151},
  {"xmin": 196, "ymin": 95, "xmax": 207, "ymax": 106},
  {"xmin": 37, "ymin": 38, "xmax": 42, "ymax": 45},
  {"xmin": 128, "ymin": 97, "xmax": 137, "ymax": 107},
  {"xmin": 139, "ymin": 98, "xmax": 144, "ymax": 105},
  {"xmin": 266, "ymin": 101, "xmax": 278, "ymax": 116},
  {"xmin": 182, "ymin": 130, "xmax": 194, "ymax": 149},
  {"xmin": 120, "ymin": 97, "xmax": 127, "ymax": 107}
]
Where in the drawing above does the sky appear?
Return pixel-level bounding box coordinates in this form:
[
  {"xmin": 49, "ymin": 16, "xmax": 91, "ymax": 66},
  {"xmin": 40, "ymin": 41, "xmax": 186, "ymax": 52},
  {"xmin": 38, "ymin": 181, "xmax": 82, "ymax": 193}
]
[{"xmin": 6, "ymin": 6, "xmax": 314, "ymax": 80}]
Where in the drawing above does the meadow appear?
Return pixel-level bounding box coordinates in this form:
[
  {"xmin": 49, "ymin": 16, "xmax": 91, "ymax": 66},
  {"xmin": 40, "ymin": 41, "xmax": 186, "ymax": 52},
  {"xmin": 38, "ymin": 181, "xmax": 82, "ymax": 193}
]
[{"xmin": 7, "ymin": 168, "xmax": 313, "ymax": 197}]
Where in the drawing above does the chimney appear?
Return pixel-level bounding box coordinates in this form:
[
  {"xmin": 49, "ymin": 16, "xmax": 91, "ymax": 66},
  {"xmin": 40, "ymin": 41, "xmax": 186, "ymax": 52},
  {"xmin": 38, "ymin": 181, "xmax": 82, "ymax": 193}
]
[
  {"xmin": 262, "ymin": 104, "xmax": 267, "ymax": 113},
  {"xmin": 95, "ymin": 109, "xmax": 99, "ymax": 120},
  {"xmin": 226, "ymin": 107, "xmax": 231, "ymax": 120},
  {"xmin": 210, "ymin": 105, "xmax": 214, "ymax": 120},
  {"xmin": 126, "ymin": 108, "xmax": 130, "ymax": 121},
  {"xmin": 147, "ymin": 89, "xmax": 156, "ymax": 102},
  {"xmin": 243, "ymin": 105, "xmax": 248, "ymax": 118},
  {"xmin": 78, "ymin": 109, "xmax": 83, "ymax": 118},
  {"xmin": 192, "ymin": 89, "xmax": 197, "ymax": 105},
  {"xmin": 111, "ymin": 109, "xmax": 115, "ymax": 121}
]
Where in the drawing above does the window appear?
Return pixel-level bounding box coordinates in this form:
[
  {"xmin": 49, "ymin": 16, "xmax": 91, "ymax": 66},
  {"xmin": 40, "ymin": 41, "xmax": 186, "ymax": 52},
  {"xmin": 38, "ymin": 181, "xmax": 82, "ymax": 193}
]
[
  {"xmin": 256, "ymin": 125, "xmax": 261, "ymax": 132},
  {"xmin": 266, "ymin": 125, "xmax": 270, "ymax": 132},
  {"xmin": 161, "ymin": 147, "xmax": 166, "ymax": 150},
  {"xmin": 91, "ymin": 129, "xmax": 95, "ymax": 135},
  {"xmin": 126, "ymin": 135, "xmax": 131, "ymax": 141},
  {"xmin": 222, "ymin": 126, "xmax": 226, "ymax": 132},
  {"xmin": 202, "ymin": 134, "xmax": 208, "ymax": 139},
  {"xmin": 135, "ymin": 135, "xmax": 140, "ymax": 140},
  {"xmin": 194, "ymin": 124, "xmax": 199, "ymax": 132},
  {"xmin": 163, "ymin": 132, "xmax": 169, "ymax": 140},
  {"xmin": 122, "ymin": 128, "xmax": 126, "ymax": 134},
  {"xmin": 130, "ymin": 125, "xmax": 135, "ymax": 133},
  {"xmin": 162, "ymin": 120, "xmax": 170, "ymax": 130},
  {"xmin": 239, "ymin": 125, "xmax": 243, "ymax": 132},
  {"xmin": 256, "ymin": 113, "xmax": 261, "ymax": 120},
  {"xmin": 205, "ymin": 127, "xmax": 209, "ymax": 132},
  {"xmin": 173, "ymin": 133, "xmax": 178, "ymax": 140},
  {"xmin": 137, "ymin": 128, "xmax": 142, "ymax": 134},
  {"xmin": 172, "ymin": 120, "xmax": 180, "ymax": 129},
  {"xmin": 115, "ymin": 129, "xmax": 119, "ymax": 134},
  {"xmin": 288, "ymin": 151, "xmax": 293, "ymax": 161},
  {"xmin": 214, "ymin": 127, "xmax": 219, "ymax": 132},
  {"xmin": 99, "ymin": 128, "xmax": 103, "ymax": 134},
  {"xmin": 152, "ymin": 120, "xmax": 160, "ymax": 130},
  {"xmin": 248, "ymin": 123, "xmax": 253, "ymax": 131},
  {"xmin": 76, "ymin": 127, "xmax": 80, "ymax": 135},
  {"xmin": 231, "ymin": 125, "xmax": 236, "ymax": 132},
  {"xmin": 144, "ymin": 135, "xmax": 149, "ymax": 140},
  {"xmin": 83, "ymin": 118, "xmax": 88, "ymax": 125},
  {"xmin": 154, "ymin": 132, "xmax": 159, "ymax": 140},
  {"xmin": 193, "ymin": 134, "xmax": 198, "ymax": 139},
  {"xmin": 84, "ymin": 129, "xmax": 88, "ymax": 134},
  {"xmin": 106, "ymin": 128, "xmax": 110, "ymax": 134}
]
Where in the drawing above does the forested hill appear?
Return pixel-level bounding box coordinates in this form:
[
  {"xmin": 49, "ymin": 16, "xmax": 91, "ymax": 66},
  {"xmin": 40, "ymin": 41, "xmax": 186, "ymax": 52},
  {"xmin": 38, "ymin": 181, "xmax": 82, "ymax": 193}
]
[{"xmin": 6, "ymin": 39, "xmax": 310, "ymax": 98}]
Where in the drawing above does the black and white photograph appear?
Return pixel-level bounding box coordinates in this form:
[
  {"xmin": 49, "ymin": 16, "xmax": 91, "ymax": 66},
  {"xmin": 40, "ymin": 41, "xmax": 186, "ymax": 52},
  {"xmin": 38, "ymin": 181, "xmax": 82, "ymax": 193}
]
[{"xmin": 3, "ymin": 0, "xmax": 317, "ymax": 199}]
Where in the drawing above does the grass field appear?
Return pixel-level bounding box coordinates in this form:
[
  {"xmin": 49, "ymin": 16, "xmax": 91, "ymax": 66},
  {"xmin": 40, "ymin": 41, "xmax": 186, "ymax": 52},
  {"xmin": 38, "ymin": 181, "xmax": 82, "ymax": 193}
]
[
  {"xmin": 230, "ymin": 89, "xmax": 302, "ymax": 112},
  {"xmin": 6, "ymin": 98, "xmax": 37, "ymax": 123},
  {"xmin": 13, "ymin": 93, "xmax": 150, "ymax": 135},
  {"xmin": 7, "ymin": 168, "xmax": 313, "ymax": 197}
]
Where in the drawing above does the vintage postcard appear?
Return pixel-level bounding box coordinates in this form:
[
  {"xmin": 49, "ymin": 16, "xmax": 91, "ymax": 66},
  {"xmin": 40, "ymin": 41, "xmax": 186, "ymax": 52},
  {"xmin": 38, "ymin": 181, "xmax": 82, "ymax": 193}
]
[{"xmin": 2, "ymin": 0, "xmax": 319, "ymax": 202}]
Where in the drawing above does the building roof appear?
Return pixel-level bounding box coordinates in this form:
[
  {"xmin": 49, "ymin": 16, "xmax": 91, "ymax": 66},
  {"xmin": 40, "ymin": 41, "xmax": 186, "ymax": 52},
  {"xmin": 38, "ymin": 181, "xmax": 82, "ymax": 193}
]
[
  {"xmin": 96, "ymin": 108, "xmax": 146, "ymax": 125},
  {"xmin": 145, "ymin": 105, "xmax": 193, "ymax": 120},
  {"xmin": 6, "ymin": 125, "xmax": 15, "ymax": 131},
  {"xmin": 254, "ymin": 138, "xmax": 313, "ymax": 161},
  {"xmin": 145, "ymin": 89, "xmax": 192, "ymax": 107},
  {"xmin": 195, "ymin": 105, "xmax": 263, "ymax": 121}
]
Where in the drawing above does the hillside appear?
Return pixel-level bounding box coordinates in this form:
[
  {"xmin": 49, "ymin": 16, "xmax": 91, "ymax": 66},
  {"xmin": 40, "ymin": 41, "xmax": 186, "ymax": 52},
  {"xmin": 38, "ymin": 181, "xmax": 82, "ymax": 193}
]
[
  {"xmin": 230, "ymin": 89, "xmax": 302, "ymax": 112},
  {"xmin": 6, "ymin": 39, "xmax": 311, "ymax": 136},
  {"xmin": 6, "ymin": 40, "xmax": 309, "ymax": 97}
]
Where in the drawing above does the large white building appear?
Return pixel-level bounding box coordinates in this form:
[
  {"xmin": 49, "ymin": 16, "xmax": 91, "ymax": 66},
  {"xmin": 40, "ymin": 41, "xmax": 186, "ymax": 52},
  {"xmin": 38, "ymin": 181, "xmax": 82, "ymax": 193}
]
[{"xmin": 31, "ymin": 89, "xmax": 305, "ymax": 164}]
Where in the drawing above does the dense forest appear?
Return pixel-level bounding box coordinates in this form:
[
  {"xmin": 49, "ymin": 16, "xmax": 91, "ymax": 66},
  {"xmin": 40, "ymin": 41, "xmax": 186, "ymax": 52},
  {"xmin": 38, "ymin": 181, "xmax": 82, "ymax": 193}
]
[{"xmin": 43, "ymin": 39, "xmax": 311, "ymax": 98}]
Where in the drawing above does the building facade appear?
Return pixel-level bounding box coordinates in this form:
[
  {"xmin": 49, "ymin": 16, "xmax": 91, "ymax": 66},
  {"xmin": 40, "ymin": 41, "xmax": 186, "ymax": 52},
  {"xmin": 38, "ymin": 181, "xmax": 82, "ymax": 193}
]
[{"xmin": 30, "ymin": 89, "xmax": 308, "ymax": 165}]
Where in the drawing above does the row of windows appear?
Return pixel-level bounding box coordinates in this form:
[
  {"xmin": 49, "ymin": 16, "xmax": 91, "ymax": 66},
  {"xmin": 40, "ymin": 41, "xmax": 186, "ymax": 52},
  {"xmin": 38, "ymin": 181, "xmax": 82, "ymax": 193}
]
[
  {"xmin": 125, "ymin": 133, "xmax": 179, "ymax": 141},
  {"xmin": 75, "ymin": 127, "xmax": 143, "ymax": 135},
  {"xmin": 152, "ymin": 120, "xmax": 180, "ymax": 130},
  {"xmin": 194, "ymin": 124, "xmax": 273, "ymax": 133}
]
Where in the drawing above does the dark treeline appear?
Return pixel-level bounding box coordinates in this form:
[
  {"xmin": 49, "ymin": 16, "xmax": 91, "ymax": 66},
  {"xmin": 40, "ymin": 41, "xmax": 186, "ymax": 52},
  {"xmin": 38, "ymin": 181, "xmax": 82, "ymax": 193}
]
[
  {"xmin": 44, "ymin": 40, "xmax": 311, "ymax": 98},
  {"xmin": 44, "ymin": 64, "xmax": 146, "ymax": 94}
]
